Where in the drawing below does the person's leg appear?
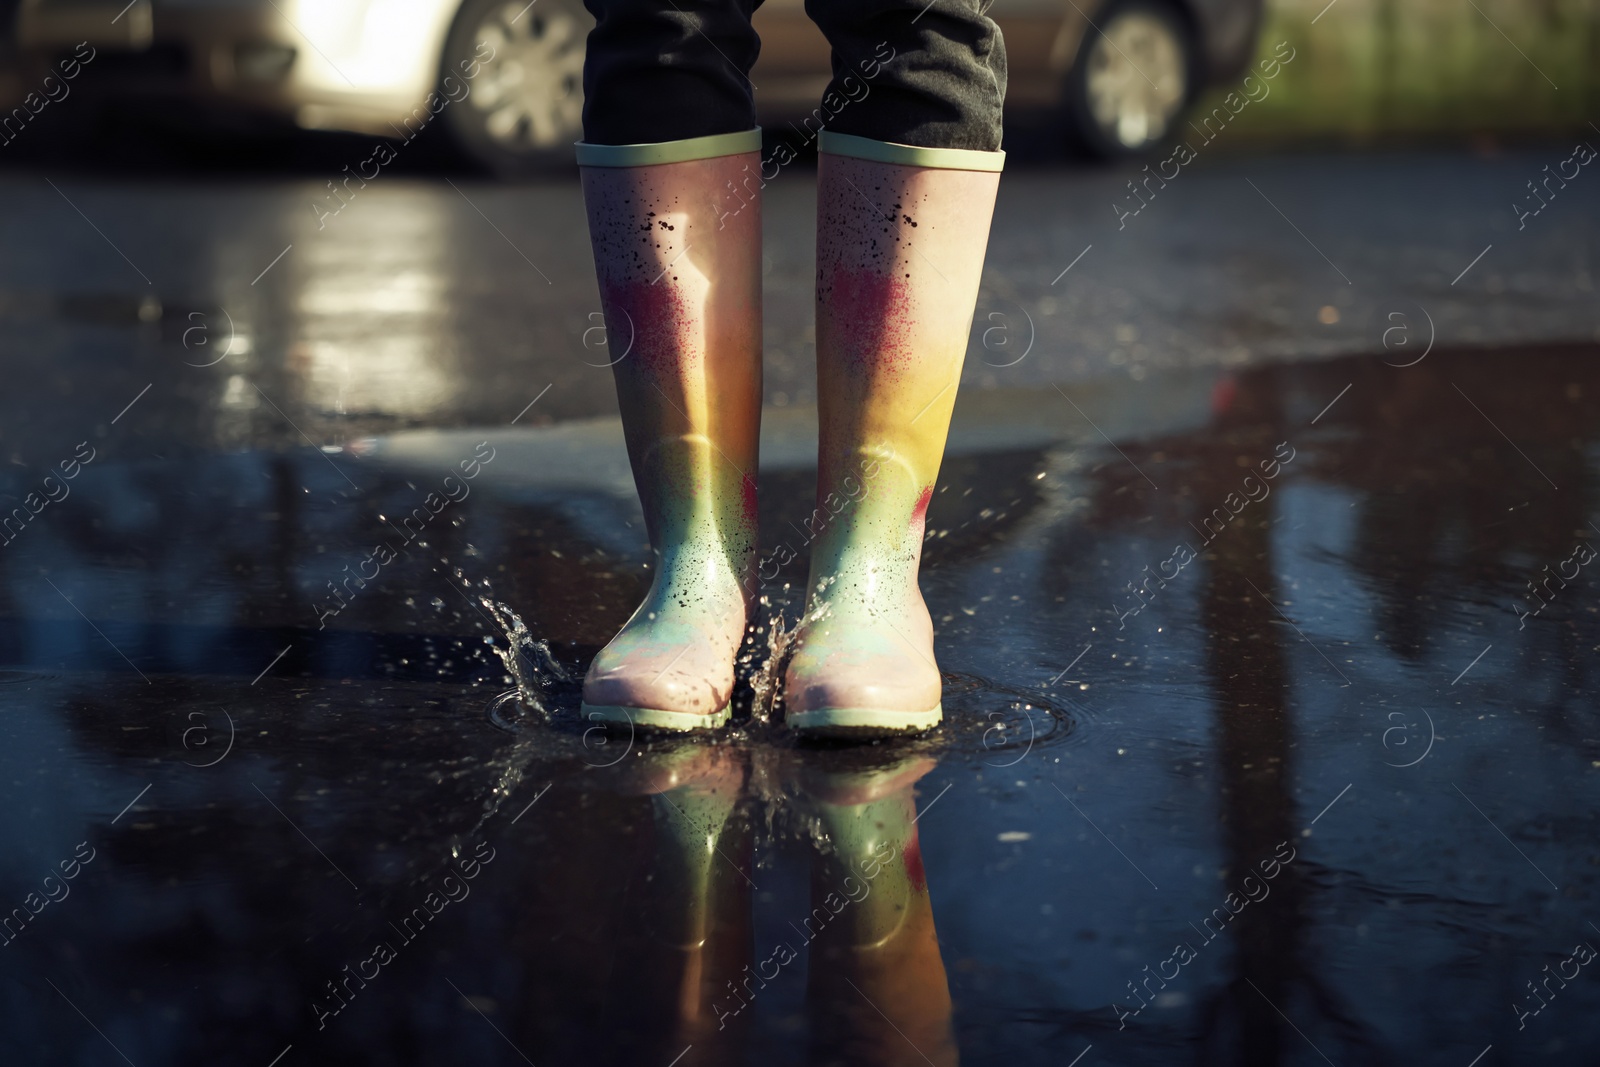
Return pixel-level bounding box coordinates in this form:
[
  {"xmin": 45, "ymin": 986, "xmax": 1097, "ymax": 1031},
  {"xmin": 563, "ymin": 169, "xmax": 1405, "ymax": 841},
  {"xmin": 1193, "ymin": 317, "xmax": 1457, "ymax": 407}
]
[
  {"xmin": 803, "ymin": 0, "xmax": 1006, "ymax": 152},
  {"xmin": 581, "ymin": 0, "xmax": 763, "ymax": 145},
  {"xmin": 578, "ymin": 0, "xmax": 765, "ymax": 731},
  {"xmin": 786, "ymin": 0, "xmax": 1005, "ymax": 737}
]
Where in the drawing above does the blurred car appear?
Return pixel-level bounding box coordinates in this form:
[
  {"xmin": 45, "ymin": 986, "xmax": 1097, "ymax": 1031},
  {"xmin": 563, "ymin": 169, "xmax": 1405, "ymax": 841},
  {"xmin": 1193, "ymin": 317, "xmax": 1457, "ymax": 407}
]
[{"xmin": 11, "ymin": 0, "xmax": 1262, "ymax": 175}]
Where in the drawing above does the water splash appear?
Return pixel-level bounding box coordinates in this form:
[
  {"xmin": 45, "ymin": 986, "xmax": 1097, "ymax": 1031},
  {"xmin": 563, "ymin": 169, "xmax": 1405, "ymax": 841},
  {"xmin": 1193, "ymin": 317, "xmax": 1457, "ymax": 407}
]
[
  {"xmin": 739, "ymin": 590, "xmax": 806, "ymax": 725},
  {"xmin": 737, "ymin": 578, "xmax": 849, "ymax": 728},
  {"xmin": 741, "ymin": 606, "xmax": 785, "ymax": 725},
  {"xmin": 479, "ymin": 596, "xmax": 569, "ymax": 718}
]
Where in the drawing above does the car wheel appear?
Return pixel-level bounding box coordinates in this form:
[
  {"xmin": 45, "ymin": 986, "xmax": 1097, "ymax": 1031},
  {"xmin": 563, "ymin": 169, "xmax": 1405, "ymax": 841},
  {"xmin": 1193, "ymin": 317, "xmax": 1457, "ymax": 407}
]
[
  {"xmin": 441, "ymin": 0, "xmax": 588, "ymax": 177},
  {"xmin": 1064, "ymin": 0, "xmax": 1194, "ymax": 158}
]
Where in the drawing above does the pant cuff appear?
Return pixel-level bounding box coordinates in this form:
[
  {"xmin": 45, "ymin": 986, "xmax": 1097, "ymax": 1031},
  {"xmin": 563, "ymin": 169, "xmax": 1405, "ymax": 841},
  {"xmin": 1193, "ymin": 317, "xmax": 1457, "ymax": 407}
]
[
  {"xmin": 575, "ymin": 127, "xmax": 762, "ymax": 167},
  {"xmin": 818, "ymin": 131, "xmax": 1005, "ymax": 172}
]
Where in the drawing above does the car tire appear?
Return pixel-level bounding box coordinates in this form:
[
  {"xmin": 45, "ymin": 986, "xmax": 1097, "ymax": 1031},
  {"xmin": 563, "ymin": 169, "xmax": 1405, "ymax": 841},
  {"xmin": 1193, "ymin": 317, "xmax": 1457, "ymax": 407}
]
[
  {"xmin": 440, "ymin": 0, "xmax": 588, "ymax": 178},
  {"xmin": 1063, "ymin": 0, "xmax": 1195, "ymax": 159}
]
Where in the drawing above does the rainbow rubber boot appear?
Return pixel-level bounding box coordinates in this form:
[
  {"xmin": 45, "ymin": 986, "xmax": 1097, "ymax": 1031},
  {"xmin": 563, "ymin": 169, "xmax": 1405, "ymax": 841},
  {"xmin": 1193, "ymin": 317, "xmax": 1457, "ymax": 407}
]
[
  {"xmin": 785, "ymin": 132, "xmax": 1003, "ymax": 738},
  {"xmin": 578, "ymin": 131, "xmax": 764, "ymax": 732}
]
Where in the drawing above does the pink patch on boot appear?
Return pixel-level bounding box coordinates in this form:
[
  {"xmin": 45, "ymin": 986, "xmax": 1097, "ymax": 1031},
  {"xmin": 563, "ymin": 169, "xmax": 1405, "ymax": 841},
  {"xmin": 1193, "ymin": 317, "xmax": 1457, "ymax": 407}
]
[
  {"xmin": 820, "ymin": 263, "xmax": 915, "ymax": 378},
  {"xmin": 600, "ymin": 277, "xmax": 693, "ymax": 376},
  {"xmin": 910, "ymin": 485, "xmax": 934, "ymax": 533}
]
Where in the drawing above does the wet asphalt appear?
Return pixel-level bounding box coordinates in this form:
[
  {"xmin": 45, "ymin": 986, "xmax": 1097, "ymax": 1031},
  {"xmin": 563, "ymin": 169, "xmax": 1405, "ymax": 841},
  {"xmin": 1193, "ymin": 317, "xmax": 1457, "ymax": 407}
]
[{"xmin": 0, "ymin": 140, "xmax": 1596, "ymax": 1066}]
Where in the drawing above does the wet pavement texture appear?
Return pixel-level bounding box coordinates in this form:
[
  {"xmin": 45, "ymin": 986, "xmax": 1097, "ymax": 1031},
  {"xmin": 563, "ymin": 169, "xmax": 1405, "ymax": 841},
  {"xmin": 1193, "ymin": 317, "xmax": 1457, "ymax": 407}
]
[
  {"xmin": 0, "ymin": 146, "xmax": 1594, "ymax": 448},
  {"xmin": 0, "ymin": 150, "xmax": 1597, "ymax": 1067}
]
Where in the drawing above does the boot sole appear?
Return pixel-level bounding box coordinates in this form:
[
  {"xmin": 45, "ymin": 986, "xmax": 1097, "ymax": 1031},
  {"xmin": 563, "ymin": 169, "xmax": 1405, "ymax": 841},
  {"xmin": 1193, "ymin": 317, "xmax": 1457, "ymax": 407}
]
[
  {"xmin": 788, "ymin": 703, "xmax": 943, "ymax": 739},
  {"xmin": 580, "ymin": 701, "xmax": 732, "ymax": 733}
]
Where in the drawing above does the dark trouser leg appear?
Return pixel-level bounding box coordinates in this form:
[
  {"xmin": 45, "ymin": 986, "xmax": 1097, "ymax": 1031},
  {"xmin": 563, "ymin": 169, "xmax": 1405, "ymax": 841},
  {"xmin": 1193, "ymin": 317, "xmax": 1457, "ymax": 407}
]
[
  {"xmin": 581, "ymin": 0, "xmax": 764, "ymax": 144},
  {"xmin": 804, "ymin": 0, "xmax": 1007, "ymax": 150}
]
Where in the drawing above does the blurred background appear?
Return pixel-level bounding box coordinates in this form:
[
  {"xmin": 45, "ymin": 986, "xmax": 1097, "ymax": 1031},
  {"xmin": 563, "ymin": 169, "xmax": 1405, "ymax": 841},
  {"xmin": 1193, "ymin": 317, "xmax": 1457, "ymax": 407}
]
[
  {"xmin": 1238, "ymin": 0, "xmax": 1596, "ymax": 141},
  {"xmin": 0, "ymin": 0, "xmax": 1595, "ymax": 177},
  {"xmin": 0, "ymin": 0, "xmax": 1589, "ymax": 441}
]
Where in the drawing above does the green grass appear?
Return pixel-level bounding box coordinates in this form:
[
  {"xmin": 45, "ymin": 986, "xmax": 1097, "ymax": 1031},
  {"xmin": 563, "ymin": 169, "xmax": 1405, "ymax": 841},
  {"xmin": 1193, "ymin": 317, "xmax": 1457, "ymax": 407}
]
[{"xmin": 1200, "ymin": 0, "xmax": 1600, "ymax": 140}]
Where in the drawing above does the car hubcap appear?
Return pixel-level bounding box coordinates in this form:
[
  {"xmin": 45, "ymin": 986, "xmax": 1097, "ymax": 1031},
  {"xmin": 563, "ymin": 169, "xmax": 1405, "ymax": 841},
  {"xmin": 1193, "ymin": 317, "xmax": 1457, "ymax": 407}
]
[
  {"xmin": 470, "ymin": 2, "xmax": 585, "ymax": 152},
  {"xmin": 1084, "ymin": 11, "xmax": 1186, "ymax": 150}
]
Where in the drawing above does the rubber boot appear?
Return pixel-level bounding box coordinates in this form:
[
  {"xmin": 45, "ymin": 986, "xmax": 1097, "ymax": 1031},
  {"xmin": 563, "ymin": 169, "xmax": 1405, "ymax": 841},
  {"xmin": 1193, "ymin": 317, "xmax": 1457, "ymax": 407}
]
[
  {"xmin": 786, "ymin": 132, "xmax": 1004, "ymax": 737},
  {"xmin": 577, "ymin": 131, "xmax": 764, "ymax": 731}
]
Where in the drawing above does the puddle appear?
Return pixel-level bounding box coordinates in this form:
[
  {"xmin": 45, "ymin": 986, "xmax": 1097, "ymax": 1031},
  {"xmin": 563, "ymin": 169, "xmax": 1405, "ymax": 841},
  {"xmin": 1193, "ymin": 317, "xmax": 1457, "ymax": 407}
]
[{"xmin": 0, "ymin": 345, "xmax": 1597, "ymax": 1065}]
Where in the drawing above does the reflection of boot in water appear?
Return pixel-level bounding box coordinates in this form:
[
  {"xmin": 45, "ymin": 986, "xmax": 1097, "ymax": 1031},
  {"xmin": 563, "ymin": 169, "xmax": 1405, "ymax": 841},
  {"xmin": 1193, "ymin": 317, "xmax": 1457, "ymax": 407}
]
[
  {"xmin": 614, "ymin": 745, "xmax": 753, "ymax": 1065},
  {"xmin": 793, "ymin": 756, "xmax": 959, "ymax": 1067}
]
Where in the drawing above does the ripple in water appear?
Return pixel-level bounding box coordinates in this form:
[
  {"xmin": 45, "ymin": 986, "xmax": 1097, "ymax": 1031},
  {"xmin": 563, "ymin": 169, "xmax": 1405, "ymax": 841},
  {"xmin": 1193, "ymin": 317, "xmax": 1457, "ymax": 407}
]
[{"xmin": 940, "ymin": 672, "xmax": 1091, "ymax": 764}]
